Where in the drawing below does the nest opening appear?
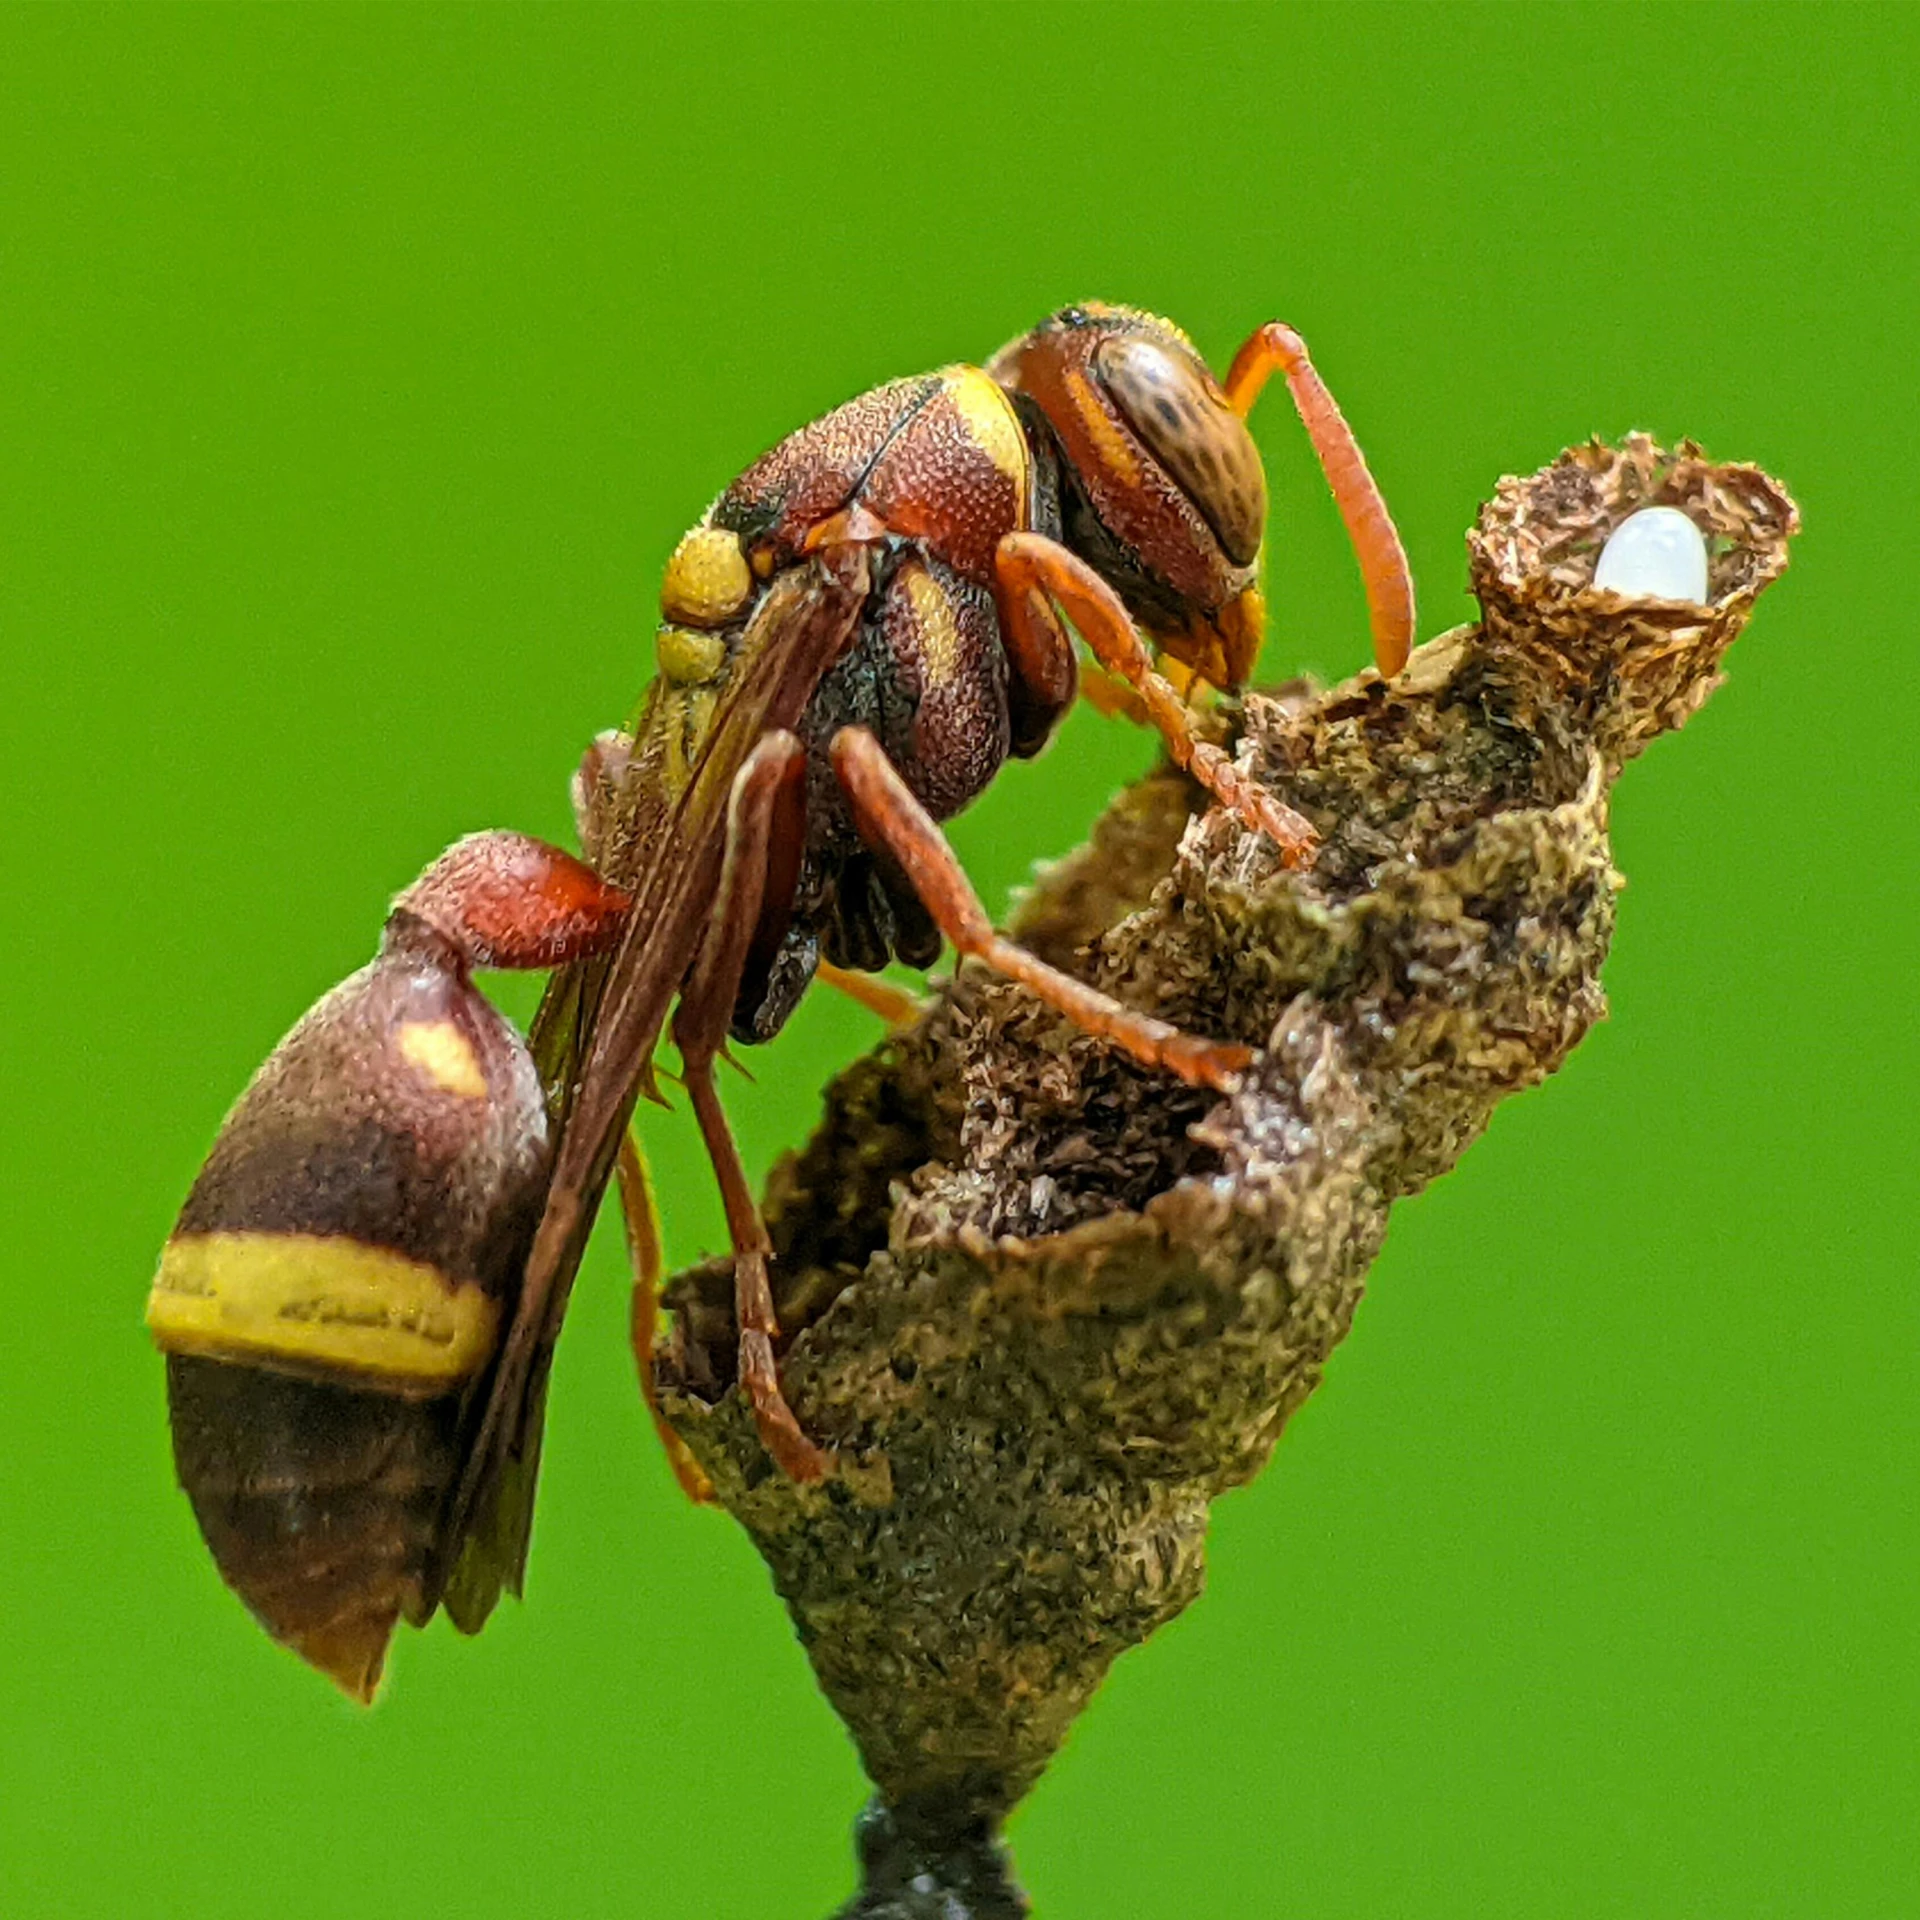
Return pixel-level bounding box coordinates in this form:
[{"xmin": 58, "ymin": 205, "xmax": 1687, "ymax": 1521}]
[{"xmin": 1474, "ymin": 433, "xmax": 1796, "ymax": 610}]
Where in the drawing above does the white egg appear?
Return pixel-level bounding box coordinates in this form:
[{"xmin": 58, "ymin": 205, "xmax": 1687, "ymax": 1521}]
[{"xmin": 1592, "ymin": 505, "xmax": 1710, "ymax": 603}]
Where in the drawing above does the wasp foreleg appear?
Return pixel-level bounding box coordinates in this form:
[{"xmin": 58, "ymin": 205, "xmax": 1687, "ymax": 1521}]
[
  {"xmin": 993, "ymin": 541, "xmax": 1080, "ymax": 758},
  {"xmin": 671, "ymin": 730, "xmax": 832, "ymax": 1484},
  {"xmin": 995, "ymin": 533, "xmax": 1320, "ymax": 868},
  {"xmin": 829, "ymin": 725, "xmax": 1253, "ymax": 1093}
]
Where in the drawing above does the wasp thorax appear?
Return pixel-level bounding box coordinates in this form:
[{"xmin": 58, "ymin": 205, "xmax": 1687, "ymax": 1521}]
[
  {"xmin": 661, "ymin": 524, "xmax": 752, "ymax": 628},
  {"xmin": 150, "ymin": 916, "xmax": 554, "ymax": 1700},
  {"xmin": 1096, "ymin": 332, "xmax": 1267, "ymax": 568}
]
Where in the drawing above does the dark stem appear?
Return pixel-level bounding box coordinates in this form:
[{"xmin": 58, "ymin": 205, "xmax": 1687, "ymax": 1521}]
[{"xmin": 832, "ymin": 1799, "xmax": 1027, "ymax": 1920}]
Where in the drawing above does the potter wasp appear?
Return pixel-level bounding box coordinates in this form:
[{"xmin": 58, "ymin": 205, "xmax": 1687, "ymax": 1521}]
[{"xmin": 148, "ymin": 304, "xmax": 1415, "ymax": 1698}]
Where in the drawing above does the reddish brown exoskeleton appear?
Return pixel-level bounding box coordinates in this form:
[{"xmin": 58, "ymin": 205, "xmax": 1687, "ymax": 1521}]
[{"xmin": 150, "ymin": 304, "xmax": 1414, "ymax": 1697}]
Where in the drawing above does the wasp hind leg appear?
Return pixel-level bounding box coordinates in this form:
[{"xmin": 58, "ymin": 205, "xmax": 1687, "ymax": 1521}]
[
  {"xmin": 994, "ymin": 532, "xmax": 1320, "ymax": 868},
  {"xmin": 828, "ymin": 725, "xmax": 1252, "ymax": 1093},
  {"xmin": 671, "ymin": 730, "xmax": 832, "ymax": 1484},
  {"xmin": 615, "ymin": 1132, "xmax": 717, "ymax": 1505}
]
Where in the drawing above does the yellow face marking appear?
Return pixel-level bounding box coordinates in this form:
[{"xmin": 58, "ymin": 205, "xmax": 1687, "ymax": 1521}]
[
  {"xmin": 661, "ymin": 525, "xmax": 752, "ymax": 628},
  {"xmin": 1064, "ymin": 367, "xmax": 1141, "ymax": 488},
  {"xmin": 147, "ymin": 1233, "xmax": 502, "ymax": 1390},
  {"xmin": 941, "ymin": 366, "xmax": 1030, "ymax": 514},
  {"xmin": 900, "ymin": 560, "xmax": 964, "ymax": 684},
  {"xmin": 1214, "ymin": 583, "xmax": 1267, "ymax": 687},
  {"xmin": 396, "ymin": 1019, "xmax": 487, "ymax": 1099}
]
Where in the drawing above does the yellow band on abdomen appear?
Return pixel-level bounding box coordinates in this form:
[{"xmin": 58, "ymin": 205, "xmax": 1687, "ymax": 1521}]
[{"xmin": 147, "ymin": 1232, "xmax": 502, "ymax": 1391}]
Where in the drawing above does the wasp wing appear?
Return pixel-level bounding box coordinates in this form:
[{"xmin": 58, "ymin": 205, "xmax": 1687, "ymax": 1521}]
[{"xmin": 429, "ymin": 545, "xmax": 872, "ymax": 1626}]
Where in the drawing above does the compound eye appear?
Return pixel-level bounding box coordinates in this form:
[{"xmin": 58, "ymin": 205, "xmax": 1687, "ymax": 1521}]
[{"xmin": 1096, "ymin": 334, "xmax": 1267, "ymax": 567}]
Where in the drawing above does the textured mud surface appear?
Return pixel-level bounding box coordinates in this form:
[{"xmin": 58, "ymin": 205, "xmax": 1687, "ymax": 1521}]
[{"xmin": 656, "ymin": 437, "xmax": 1797, "ymax": 1903}]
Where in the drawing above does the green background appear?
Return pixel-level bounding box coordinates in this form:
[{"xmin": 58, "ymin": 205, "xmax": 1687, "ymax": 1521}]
[{"xmin": 3, "ymin": 6, "xmax": 1911, "ymax": 1915}]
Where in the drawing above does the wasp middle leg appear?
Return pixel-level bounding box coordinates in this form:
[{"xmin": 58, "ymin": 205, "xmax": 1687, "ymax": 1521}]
[
  {"xmin": 671, "ymin": 729, "xmax": 832, "ymax": 1483},
  {"xmin": 829, "ymin": 725, "xmax": 1253, "ymax": 1093},
  {"xmin": 815, "ymin": 961, "xmax": 925, "ymax": 1030}
]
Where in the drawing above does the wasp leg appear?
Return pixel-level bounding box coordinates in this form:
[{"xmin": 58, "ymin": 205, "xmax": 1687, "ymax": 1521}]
[
  {"xmin": 1075, "ymin": 663, "xmax": 1152, "ymax": 726},
  {"xmin": 995, "ymin": 533, "xmax": 1320, "ymax": 869},
  {"xmin": 829, "ymin": 725, "xmax": 1253, "ymax": 1092},
  {"xmin": 1078, "ymin": 650, "xmax": 1209, "ymax": 727},
  {"xmin": 616, "ymin": 1131, "xmax": 717, "ymax": 1506},
  {"xmin": 570, "ymin": 729, "xmax": 634, "ymax": 866},
  {"xmin": 672, "ymin": 730, "xmax": 831, "ymax": 1483},
  {"xmin": 992, "ymin": 542, "xmax": 1080, "ymax": 757},
  {"xmin": 1222, "ymin": 320, "xmax": 1415, "ymax": 678},
  {"xmin": 816, "ymin": 961, "xmax": 926, "ymax": 1031}
]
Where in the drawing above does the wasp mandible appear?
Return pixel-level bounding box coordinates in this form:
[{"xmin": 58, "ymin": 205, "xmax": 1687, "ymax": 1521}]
[{"xmin": 148, "ymin": 304, "xmax": 1415, "ymax": 1698}]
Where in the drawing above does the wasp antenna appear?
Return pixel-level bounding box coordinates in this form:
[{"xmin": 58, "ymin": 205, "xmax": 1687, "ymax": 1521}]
[{"xmin": 1222, "ymin": 320, "xmax": 1415, "ymax": 678}]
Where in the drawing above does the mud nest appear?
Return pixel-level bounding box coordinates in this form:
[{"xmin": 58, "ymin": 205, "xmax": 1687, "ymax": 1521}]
[{"xmin": 657, "ymin": 436, "xmax": 1797, "ymax": 1914}]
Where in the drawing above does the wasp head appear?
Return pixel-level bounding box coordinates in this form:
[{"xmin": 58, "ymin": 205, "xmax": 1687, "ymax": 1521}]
[{"xmin": 990, "ymin": 303, "xmax": 1267, "ymax": 689}]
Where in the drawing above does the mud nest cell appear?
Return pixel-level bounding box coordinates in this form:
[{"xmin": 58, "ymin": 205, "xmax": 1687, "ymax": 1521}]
[{"xmin": 656, "ymin": 436, "xmax": 1798, "ymax": 1884}]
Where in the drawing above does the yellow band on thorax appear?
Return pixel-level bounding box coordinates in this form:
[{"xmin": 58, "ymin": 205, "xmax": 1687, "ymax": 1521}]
[
  {"xmin": 941, "ymin": 365, "xmax": 1030, "ymax": 515},
  {"xmin": 147, "ymin": 1232, "xmax": 502, "ymax": 1391}
]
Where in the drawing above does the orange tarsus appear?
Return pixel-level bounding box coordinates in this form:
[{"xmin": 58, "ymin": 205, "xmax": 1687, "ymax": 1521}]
[
  {"xmin": 1077, "ymin": 659, "xmax": 1154, "ymax": 727},
  {"xmin": 1080, "ymin": 654, "xmax": 1203, "ymax": 727},
  {"xmin": 1224, "ymin": 321, "xmax": 1415, "ymax": 679}
]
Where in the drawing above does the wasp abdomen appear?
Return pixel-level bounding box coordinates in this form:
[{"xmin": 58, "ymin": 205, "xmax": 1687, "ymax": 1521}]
[
  {"xmin": 149, "ymin": 942, "xmax": 548, "ymax": 1697},
  {"xmin": 164, "ymin": 1355, "xmax": 463, "ymax": 1702},
  {"xmin": 150, "ymin": 833, "xmax": 631, "ymax": 1699}
]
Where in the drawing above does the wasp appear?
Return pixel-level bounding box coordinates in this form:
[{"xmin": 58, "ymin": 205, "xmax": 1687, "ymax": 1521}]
[{"xmin": 148, "ymin": 304, "xmax": 1415, "ymax": 1699}]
